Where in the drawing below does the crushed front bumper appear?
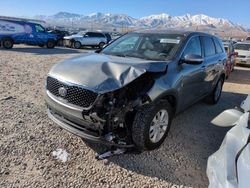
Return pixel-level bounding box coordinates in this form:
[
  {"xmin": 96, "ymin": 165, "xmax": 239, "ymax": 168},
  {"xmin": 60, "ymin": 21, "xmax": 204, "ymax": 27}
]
[{"xmin": 45, "ymin": 91, "xmax": 134, "ymax": 148}]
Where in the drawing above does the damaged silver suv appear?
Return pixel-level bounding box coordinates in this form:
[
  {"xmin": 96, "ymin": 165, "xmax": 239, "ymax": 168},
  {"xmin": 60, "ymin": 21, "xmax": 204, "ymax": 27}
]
[{"xmin": 45, "ymin": 30, "xmax": 226, "ymax": 150}]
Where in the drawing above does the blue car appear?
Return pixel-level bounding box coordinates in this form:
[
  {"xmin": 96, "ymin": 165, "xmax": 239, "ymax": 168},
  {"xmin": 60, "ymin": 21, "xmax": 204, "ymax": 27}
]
[{"xmin": 0, "ymin": 16, "xmax": 58, "ymax": 49}]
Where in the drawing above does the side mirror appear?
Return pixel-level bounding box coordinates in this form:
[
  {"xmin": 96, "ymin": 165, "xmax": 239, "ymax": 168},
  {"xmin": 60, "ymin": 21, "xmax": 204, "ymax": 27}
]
[
  {"xmin": 211, "ymin": 109, "xmax": 243, "ymax": 127},
  {"xmin": 181, "ymin": 54, "xmax": 204, "ymax": 65}
]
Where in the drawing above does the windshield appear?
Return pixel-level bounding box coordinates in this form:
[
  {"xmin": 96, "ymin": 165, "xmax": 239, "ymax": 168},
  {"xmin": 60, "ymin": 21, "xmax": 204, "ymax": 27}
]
[
  {"xmin": 102, "ymin": 33, "xmax": 184, "ymax": 61},
  {"xmin": 234, "ymin": 43, "xmax": 250, "ymax": 51}
]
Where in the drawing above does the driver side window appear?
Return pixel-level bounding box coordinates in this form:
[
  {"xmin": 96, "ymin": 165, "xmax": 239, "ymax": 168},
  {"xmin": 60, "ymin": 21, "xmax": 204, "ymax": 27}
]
[
  {"xmin": 35, "ymin": 25, "xmax": 45, "ymax": 33},
  {"xmin": 183, "ymin": 37, "xmax": 202, "ymax": 57}
]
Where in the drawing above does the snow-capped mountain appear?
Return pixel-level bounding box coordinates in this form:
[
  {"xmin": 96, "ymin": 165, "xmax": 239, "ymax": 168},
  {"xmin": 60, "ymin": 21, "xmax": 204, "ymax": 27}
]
[
  {"xmin": 34, "ymin": 11, "xmax": 247, "ymax": 32},
  {"xmin": 138, "ymin": 13, "xmax": 236, "ymax": 28}
]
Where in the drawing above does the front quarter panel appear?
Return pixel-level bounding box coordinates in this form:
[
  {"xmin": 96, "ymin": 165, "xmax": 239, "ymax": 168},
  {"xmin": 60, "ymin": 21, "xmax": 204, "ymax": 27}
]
[{"xmin": 147, "ymin": 61, "xmax": 179, "ymax": 108}]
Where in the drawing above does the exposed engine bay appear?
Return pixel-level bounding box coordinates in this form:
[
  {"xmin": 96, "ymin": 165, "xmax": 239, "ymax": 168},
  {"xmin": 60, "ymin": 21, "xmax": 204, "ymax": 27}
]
[{"xmin": 82, "ymin": 72, "xmax": 159, "ymax": 146}]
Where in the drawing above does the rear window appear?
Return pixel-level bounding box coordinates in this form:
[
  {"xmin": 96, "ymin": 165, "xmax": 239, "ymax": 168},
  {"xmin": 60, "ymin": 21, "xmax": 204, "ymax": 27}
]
[
  {"xmin": 202, "ymin": 37, "xmax": 216, "ymax": 57},
  {"xmin": 234, "ymin": 43, "xmax": 250, "ymax": 51}
]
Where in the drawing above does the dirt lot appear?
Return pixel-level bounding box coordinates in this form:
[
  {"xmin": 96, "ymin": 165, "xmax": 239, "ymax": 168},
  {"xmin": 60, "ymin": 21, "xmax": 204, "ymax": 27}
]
[{"xmin": 0, "ymin": 45, "xmax": 250, "ymax": 188}]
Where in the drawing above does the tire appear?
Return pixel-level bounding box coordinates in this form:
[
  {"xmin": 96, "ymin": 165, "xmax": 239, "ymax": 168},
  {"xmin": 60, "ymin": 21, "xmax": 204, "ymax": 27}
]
[
  {"xmin": 46, "ymin": 40, "xmax": 56, "ymax": 49},
  {"xmin": 74, "ymin": 41, "xmax": 81, "ymax": 49},
  {"xmin": 132, "ymin": 100, "xmax": 173, "ymax": 151},
  {"xmin": 2, "ymin": 38, "xmax": 13, "ymax": 49},
  {"xmin": 205, "ymin": 77, "xmax": 224, "ymax": 105},
  {"xmin": 99, "ymin": 42, "xmax": 105, "ymax": 49}
]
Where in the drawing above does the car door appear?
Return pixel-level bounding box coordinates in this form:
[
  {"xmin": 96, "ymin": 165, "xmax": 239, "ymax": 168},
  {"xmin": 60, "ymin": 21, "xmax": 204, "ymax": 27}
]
[
  {"xmin": 201, "ymin": 36, "xmax": 224, "ymax": 93},
  {"xmin": 178, "ymin": 36, "xmax": 207, "ymax": 109},
  {"xmin": 33, "ymin": 24, "xmax": 47, "ymax": 45},
  {"xmin": 80, "ymin": 32, "xmax": 93, "ymax": 45},
  {"xmin": 91, "ymin": 32, "xmax": 106, "ymax": 45}
]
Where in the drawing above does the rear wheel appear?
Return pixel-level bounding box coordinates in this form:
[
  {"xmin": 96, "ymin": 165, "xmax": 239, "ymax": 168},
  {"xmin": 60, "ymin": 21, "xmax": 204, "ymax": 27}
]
[
  {"xmin": 46, "ymin": 40, "xmax": 56, "ymax": 49},
  {"xmin": 74, "ymin": 41, "xmax": 81, "ymax": 49},
  {"xmin": 205, "ymin": 77, "xmax": 223, "ymax": 105},
  {"xmin": 132, "ymin": 100, "xmax": 173, "ymax": 151},
  {"xmin": 2, "ymin": 38, "xmax": 13, "ymax": 49},
  {"xmin": 99, "ymin": 42, "xmax": 105, "ymax": 49}
]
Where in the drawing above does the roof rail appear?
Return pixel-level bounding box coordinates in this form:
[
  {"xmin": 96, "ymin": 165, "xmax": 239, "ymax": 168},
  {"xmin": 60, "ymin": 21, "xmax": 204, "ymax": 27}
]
[{"xmin": 0, "ymin": 16, "xmax": 46, "ymax": 23}]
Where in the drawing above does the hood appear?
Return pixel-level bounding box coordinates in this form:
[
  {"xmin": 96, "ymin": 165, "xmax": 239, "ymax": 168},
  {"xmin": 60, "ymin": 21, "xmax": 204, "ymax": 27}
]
[
  {"xmin": 49, "ymin": 53, "xmax": 168, "ymax": 94},
  {"xmin": 64, "ymin": 35, "xmax": 83, "ymax": 40}
]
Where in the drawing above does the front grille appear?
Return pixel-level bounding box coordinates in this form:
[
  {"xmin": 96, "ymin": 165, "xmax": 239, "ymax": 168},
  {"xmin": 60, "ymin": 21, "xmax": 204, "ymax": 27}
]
[{"xmin": 46, "ymin": 76, "xmax": 98, "ymax": 108}]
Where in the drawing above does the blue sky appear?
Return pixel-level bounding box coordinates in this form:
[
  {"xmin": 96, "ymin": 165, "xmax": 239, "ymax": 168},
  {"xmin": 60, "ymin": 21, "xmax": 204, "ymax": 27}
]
[{"xmin": 0, "ymin": 0, "xmax": 249, "ymax": 26}]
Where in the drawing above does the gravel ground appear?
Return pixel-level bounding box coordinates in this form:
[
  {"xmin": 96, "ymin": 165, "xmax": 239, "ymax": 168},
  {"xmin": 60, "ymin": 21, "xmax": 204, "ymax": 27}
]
[{"xmin": 0, "ymin": 45, "xmax": 249, "ymax": 188}]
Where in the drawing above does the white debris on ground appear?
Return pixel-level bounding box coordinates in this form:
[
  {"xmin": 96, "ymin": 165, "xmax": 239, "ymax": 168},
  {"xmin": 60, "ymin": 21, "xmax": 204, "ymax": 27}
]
[{"xmin": 52, "ymin": 149, "xmax": 69, "ymax": 162}]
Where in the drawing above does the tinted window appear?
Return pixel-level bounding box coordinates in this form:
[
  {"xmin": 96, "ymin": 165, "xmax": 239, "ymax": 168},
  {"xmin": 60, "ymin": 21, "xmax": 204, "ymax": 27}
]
[
  {"xmin": 35, "ymin": 25, "xmax": 45, "ymax": 33},
  {"xmin": 104, "ymin": 33, "xmax": 112, "ymax": 42},
  {"xmin": 214, "ymin": 38, "xmax": 223, "ymax": 53},
  {"xmin": 202, "ymin": 37, "xmax": 216, "ymax": 57},
  {"xmin": 85, "ymin": 32, "xmax": 100, "ymax": 37},
  {"xmin": 183, "ymin": 37, "xmax": 202, "ymax": 56},
  {"xmin": 91, "ymin": 32, "xmax": 105, "ymax": 37}
]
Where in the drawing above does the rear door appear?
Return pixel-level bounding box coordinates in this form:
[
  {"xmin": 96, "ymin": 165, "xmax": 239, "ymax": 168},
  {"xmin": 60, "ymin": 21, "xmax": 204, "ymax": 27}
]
[
  {"xmin": 201, "ymin": 36, "xmax": 224, "ymax": 93},
  {"xmin": 80, "ymin": 32, "xmax": 93, "ymax": 45}
]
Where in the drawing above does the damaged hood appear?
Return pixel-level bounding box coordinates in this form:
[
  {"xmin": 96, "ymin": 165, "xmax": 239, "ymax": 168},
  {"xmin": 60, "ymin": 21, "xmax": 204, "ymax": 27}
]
[{"xmin": 49, "ymin": 53, "xmax": 168, "ymax": 93}]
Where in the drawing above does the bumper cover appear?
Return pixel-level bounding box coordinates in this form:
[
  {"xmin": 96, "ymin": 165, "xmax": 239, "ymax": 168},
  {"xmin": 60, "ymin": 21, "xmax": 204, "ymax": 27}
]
[
  {"xmin": 47, "ymin": 109, "xmax": 134, "ymax": 148},
  {"xmin": 45, "ymin": 91, "xmax": 134, "ymax": 148},
  {"xmin": 235, "ymin": 58, "xmax": 250, "ymax": 65}
]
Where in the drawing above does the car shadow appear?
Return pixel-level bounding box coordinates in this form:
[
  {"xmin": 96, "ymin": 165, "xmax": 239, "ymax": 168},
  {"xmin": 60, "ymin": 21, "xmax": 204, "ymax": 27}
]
[
  {"xmin": 84, "ymin": 91, "xmax": 247, "ymax": 187},
  {"xmin": 226, "ymin": 67, "xmax": 250, "ymax": 85},
  {"xmin": 2, "ymin": 46, "xmax": 91, "ymax": 55}
]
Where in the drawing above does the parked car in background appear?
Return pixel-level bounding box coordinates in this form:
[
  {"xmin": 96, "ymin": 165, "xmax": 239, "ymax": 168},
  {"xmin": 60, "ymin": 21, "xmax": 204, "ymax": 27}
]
[
  {"xmin": 64, "ymin": 31, "xmax": 109, "ymax": 49},
  {"xmin": 0, "ymin": 16, "xmax": 58, "ymax": 49},
  {"xmin": 48, "ymin": 29, "xmax": 69, "ymax": 46},
  {"xmin": 45, "ymin": 30, "xmax": 226, "ymax": 150},
  {"xmin": 223, "ymin": 40, "xmax": 238, "ymax": 78},
  {"xmin": 246, "ymin": 36, "xmax": 250, "ymax": 41},
  {"xmin": 234, "ymin": 42, "xmax": 250, "ymax": 66}
]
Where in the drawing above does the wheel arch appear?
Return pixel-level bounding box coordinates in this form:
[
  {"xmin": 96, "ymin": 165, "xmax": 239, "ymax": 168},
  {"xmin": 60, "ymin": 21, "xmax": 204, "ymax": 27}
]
[
  {"xmin": 1, "ymin": 36, "xmax": 14, "ymax": 43},
  {"xmin": 151, "ymin": 89, "xmax": 178, "ymax": 113}
]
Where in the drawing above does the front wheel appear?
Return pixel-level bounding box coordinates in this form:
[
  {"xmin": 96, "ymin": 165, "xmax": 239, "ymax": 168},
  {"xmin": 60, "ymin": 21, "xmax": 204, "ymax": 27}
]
[
  {"xmin": 74, "ymin": 41, "xmax": 81, "ymax": 49},
  {"xmin": 132, "ymin": 100, "xmax": 173, "ymax": 151},
  {"xmin": 46, "ymin": 40, "xmax": 56, "ymax": 49}
]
